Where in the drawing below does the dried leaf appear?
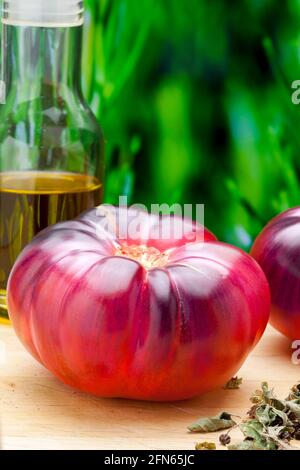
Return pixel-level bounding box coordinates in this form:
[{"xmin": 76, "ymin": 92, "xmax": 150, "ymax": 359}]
[
  {"xmin": 195, "ymin": 441, "xmax": 216, "ymax": 450},
  {"xmin": 247, "ymin": 405, "xmax": 257, "ymax": 419},
  {"xmin": 240, "ymin": 420, "xmax": 264, "ymax": 441},
  {"xmin": 188, "ymin": 412, "xmax": 236, "ymax": 433},
  {"xmin": 240, "ymin": 420, "xmax": 277, "ymax": 450},
  {"xmin": 287, "ymin": 384, "xmax": 300, "ymax": 401},
  {"xmin": 250, "ymin": 382, "xmax": 273, "ymax": 405},
  {"xmin": 271, "ymin": 407, "xmax": 291, "ymax": 426},
  {"xmin": 263, "ymin": 427, "xmax": 292, "ymax": 450},
  {"xmin": 255, "ymin": 405, "xmax": 273, "ymax": 426},
  {"xmin": 224, "ymin": 376, "xmax": 243, "ymax": 390},
  {"xmin": 285, "ymin": 401, "xmax": 300, "ymax": 419},
  {"xmin": 255, "ymin": 404, "xmax": 291, "ymax": 427}
]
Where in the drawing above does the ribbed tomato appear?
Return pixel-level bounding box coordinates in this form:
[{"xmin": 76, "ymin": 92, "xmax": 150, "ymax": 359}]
[
  {"xmin": 8, "ymin": 207, "xmax": 270, "ymax": 401},
  {"xmin": 251, "ymin": 207, "xmax": 300, "ymax": 339}
]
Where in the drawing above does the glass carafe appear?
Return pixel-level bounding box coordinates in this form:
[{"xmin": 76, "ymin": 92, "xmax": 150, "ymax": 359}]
[{"xmin": 0, "ymin": 1, "xmax": 105, "ymax": 321}]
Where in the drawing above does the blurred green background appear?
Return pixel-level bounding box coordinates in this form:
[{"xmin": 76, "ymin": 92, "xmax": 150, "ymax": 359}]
[{"xmin": 84, "ymin": 1, "xmax": 300, "ymax": 248}]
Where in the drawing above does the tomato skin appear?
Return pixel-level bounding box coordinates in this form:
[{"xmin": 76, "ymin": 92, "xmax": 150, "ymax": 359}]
[
  {"xmin": 251, "ymin": 207, "xmax": 300, "ymax": 340},
  {"xmin": 8, "ymin": 208, "xmax": 270, "ymax": 401}
]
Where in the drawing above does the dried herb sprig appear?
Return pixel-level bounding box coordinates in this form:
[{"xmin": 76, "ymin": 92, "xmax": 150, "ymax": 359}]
[
  {"xmin": 188, "ymin": 382, "xmax": 300, "ymax": 451},
  {"xmin": 195, "ymin": 441, "xmax": 216, "ymax": 450},
  {"xmin": 286, "ymin": 383, "xmax": 300, "ymax": 401},
  {"xmin": 188, "ymin": 412, "xmax": 236, "ymax": 433},
  {"xmin": 229, "ymin": 382, "xmax": 300, "ymax": 450},
  {"xmin": 224, "ymin": 376, "xmax": 243, "ymax": 390}
]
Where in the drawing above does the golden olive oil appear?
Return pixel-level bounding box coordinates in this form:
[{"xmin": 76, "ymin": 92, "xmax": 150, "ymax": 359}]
[{"xmin": 0, "ymin": 171, "xmax": 102, "ymax": 321}]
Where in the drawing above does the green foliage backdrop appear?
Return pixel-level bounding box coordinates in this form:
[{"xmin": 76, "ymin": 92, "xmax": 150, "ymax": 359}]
[{"xmin": 83, "ymin": 0, "xmax": 300, "ymax": 249}]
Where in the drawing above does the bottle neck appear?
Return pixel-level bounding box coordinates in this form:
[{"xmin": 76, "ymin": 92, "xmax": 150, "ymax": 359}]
[{"xmin": 2, "ymin": 24, "xmax": 83, "ymax": 102}]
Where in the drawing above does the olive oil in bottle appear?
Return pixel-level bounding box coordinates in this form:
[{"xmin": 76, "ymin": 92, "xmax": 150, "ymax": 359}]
[
  {"xmin": 0, "ymin": 171, "xmax": 102, "ymax": 320},
  {"xmin": 0, "ymin": 1, "xmax": 105, "ymax": 322}
]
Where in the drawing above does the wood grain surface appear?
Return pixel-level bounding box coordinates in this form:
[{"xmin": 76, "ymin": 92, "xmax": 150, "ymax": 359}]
[{"xmin": 0, "ymin": 324, "xmax": 299, "ymax": 450}]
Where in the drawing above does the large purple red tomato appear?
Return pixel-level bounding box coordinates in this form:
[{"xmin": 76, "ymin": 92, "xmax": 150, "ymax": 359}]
[
  {"xmin": 8, "ymin": 207, "xmax": 270, "ymax": 401},
  {"xmin": 251, "ymin": 207, "xmax": 300, "ymax": 339}
]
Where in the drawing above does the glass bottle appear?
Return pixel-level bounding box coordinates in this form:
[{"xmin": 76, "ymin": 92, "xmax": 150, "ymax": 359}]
[{"xmin": 0, "ymin": 0, "xmax": 105, "ymax": 321}]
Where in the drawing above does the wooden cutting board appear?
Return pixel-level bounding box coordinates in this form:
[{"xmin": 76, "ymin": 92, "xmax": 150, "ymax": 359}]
[{"xmin": 0, "ymin": 323, "xmax": 299, "ymax": 450}]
